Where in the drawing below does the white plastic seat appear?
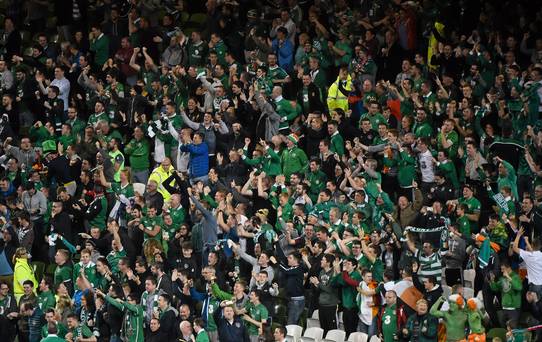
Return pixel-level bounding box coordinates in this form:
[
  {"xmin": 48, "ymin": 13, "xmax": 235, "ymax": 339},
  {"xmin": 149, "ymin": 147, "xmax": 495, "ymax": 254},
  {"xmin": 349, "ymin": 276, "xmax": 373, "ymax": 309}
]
[
  {"xmin": 442, "ymin": 285, "xmax": 452, "ymax": 298},
  {"xmin": 347, "ymin": 332, "xmax": 368, "ymax": 342},
  {"xmin": 337, "ymin": 311, "xmax": 343, "ymax": 330},
  {"xmin": 464, "ymin": 269, "xmax": 476, "ymax": 288},
  {"xmin": 368, "ymin": 336, "xmax": 381, "ymax": 342},
  {"xmin": 300, "ymin": 327, "xmax": 324, "ymax": 342},
  {"xmin": 306, "ymin": 310, "xmax": 321, "ymax": 329},
  {"xmin": 133, "ymin": 182, "xmax": 146, "ymax": 195},
  {"xmin": 463, "ymin": 287, "xmax": 475, "ymax": 299},
  {"xmin": 286, "ymin": 324, "xmax": 304, "ymax": 342},
  {"xmin": 323, "ymin": 329, "xmax": 346, "ymax": 342}
]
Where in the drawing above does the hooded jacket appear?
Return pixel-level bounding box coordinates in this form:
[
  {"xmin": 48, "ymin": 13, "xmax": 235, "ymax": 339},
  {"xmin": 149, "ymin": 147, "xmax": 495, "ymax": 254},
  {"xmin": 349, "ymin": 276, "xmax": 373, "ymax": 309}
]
[{"xmin": 327, "ymin": 74, "xmax": 352, "ymax": 112}]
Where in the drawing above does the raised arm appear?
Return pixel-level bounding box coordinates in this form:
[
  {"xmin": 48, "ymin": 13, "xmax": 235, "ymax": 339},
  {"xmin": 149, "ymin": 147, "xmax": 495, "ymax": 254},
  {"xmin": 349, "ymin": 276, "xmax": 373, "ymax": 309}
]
[
  {"xmin": 429, "ymin": 296, "xmax": 446, "ymax": 318},
  {"xmin": 129, "ymin": 48, "xmax": 142, "ymax": 72}
]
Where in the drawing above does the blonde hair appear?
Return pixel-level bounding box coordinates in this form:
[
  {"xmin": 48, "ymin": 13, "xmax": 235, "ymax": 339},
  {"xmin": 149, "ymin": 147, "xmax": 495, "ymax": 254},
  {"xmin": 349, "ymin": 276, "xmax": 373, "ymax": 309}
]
[
  {"xmin": 13, "ymin": 247, "xmax": 28, "ymax": 263},
  {"xmin": 144, "ymin": 240, "xmax": 163, "ymax": 261}
]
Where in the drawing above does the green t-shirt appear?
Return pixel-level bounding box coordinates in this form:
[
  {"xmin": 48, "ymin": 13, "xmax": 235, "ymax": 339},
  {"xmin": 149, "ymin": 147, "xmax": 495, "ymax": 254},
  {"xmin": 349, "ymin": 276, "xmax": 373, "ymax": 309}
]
[
  {"xmin": 107, "ymin": 248, "xmax": 127, "ymax": 278},
  {"xmin": 456, "ymin": 215, "xmax": 471, "ymax": 237},
  {"xmin": 459, "ymin": 196, "xmax": 481, "ymax": 230},
  {"xmin": 69, "ymin": 324, "xmax": 94, "ymax": 339},
  {"xmin": 245, "ymin": 302, "xmax": 269, "ymax": 336},
  {"xmin": 38, "ymin": 290, "xmax": 56, "ymax": 311},
  {"xmin": 54, "ymin": 264, "xmax": 73, "ymax": 289}
]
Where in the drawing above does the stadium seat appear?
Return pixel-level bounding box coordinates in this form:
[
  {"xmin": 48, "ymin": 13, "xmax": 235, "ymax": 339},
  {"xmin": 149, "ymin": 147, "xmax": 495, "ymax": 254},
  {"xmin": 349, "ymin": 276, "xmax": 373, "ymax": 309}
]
[
  {"xmin": 306, "ymin": 309, "xmax": 320, "ymax": 329},
  {"xmin": 368, "ymin": 336, "xmax": 381, "ymax": 342},
  {"xmin": 463, "ymin": 269, "xmax": 476, "ymax": 288},
  {"xmin": 133, "ymin": 182, "xmax": 146, "ymax": 195},
  {"xmin": 441, "ymin": 285, "xmax": 452, "ymax": 298},
  {"xmin": 337, "ymin": 311, "xmax": 343, "ymax": 330},
  {"xmin": 300, "ymin": 327, "xmax": 324, "ymax": 342},
  {"xmin": 347, "ymin": 332, "xmax": 368, "ymax": 342},
  {"xmin": 463, "ymin": 287, "xmax": 475, "ymax": 299},
  {"xmin": 286, "ymin": 324, "xmax": 303, "ymax": 342},
  {"xmin": 322, "ymin": 329, "xmax": 346, "ymax": 342}
]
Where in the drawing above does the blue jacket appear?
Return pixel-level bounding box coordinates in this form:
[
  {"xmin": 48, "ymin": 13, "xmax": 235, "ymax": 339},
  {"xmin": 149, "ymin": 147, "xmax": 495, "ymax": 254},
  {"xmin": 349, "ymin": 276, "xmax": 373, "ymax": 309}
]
[
  {"xmin": 272, "ymin": 39, "xmax": 294, "ymax": 73},
  {"xmin": 180, "ymin": 142, "xmax": 209, "ymax": 178}
]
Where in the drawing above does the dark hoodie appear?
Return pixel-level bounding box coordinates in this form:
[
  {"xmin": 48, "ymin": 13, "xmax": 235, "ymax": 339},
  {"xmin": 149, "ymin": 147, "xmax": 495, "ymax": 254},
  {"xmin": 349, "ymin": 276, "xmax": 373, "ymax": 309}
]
[{"xmin": 159, "ymin": 306, "xmax": 179, "ymax": 341}]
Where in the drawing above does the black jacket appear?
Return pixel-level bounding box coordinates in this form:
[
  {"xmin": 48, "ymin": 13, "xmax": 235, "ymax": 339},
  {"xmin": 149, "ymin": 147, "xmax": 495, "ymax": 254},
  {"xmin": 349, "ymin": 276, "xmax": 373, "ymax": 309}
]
[
  {"xmin": 217, "ymin": 316, "xmax": 250, "ymax": 342},
  {"xmin": 50, "ymin": 211, "xmax": 74, "ymax": 247},
  {"xmin": 159, "ymin": 308, "xmax": 179, "ymax": 341},
  {"xmin": 297, "ymin": 83, "xmax": 325, "ymax": 114}
]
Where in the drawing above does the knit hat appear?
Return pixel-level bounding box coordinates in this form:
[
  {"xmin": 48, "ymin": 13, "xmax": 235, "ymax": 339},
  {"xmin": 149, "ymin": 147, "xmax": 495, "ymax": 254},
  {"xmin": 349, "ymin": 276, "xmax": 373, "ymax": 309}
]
[
  {"xmin": 287, "ymin": 134, "xmax": 299, "ymax": 145},
  {"xmin": 42, "ymin": 140, "xmax": 57, "ymax": 155}
]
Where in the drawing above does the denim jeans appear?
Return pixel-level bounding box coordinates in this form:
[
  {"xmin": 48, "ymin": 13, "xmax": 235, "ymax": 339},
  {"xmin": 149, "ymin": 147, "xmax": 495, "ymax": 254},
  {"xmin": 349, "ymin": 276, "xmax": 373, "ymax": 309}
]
[
  {"xmin": 287, "ymin": 297, "xmax": 305, "ymax": 325},
  {"xmin": 132, "ymin": 170, "xmax": 150, "ymax": 184},
  {"xmin": 110, "ymin": 334, "xmax": 122, "ymax": 342}
]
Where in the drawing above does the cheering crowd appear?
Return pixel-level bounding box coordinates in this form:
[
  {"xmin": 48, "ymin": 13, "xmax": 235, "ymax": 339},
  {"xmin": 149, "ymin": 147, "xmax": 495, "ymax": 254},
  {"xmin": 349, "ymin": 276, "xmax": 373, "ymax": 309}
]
[{"xmin": 1, "ymin": 0, "xmax": 542, "ymax": 341}]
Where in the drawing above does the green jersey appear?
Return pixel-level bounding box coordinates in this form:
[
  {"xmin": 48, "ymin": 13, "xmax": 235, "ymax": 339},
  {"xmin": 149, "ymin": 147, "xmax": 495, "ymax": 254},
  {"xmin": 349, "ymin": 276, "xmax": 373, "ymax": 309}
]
[
  {"xmin": 459, "ymin": 196, "xmax": 481, "ymax": 230},
  {"xmin": 456, "ymin": 215, "xmax": 471, "ymax": 237},
  {"xmin": 106, "ymin": 295, "xmax": 145, "ymax": 342},
  {"xmin": 73, "ymin": 262, "xmax": 98, "ymax": 289},
  {"xmin": 188, "ymin": 41, "xmax": 208, "ymax": 67},
  {"xmin": 54, "ymin": 264, "xmax": 73, "ymax": 289},
  {"xmin": 413, "ymin": 121, "xmax": 433, "ymax": 138},
  {"xmin": 41, "ymin": 322, "xmax": 67, "ymax": 339},
  {"xmin": 245, "ymin": 302, "xmax": 269, "ymax": 336},
  {"xmin": 281, "ymin": 146, "xmax": 308, "ymax": 178},
  {"xmin": 37, "ymin": 290, "xmax": 56, "ymax": 311},
  {"xmin": 360, "ymin": 112, "xmax": 387, "ymax": 131},
  {"xmin": 107, "ymin": 248, "xmax": 127, "ymax": 278},
  {"xmin": 331, "ymin": 270, "xmax": 362, "ymax": 309},
  {"xmin": 141, "ymin": 215, "xmax": 163, "ymax": 243},
  {"xmin": 381, "ymin": 304, "xmax": 398, "ymax": 342},
  {"xmin": 330, "ymin": 132, "xmax": 345, "ymax": 156},
  {"xmin": 275, "ymin": 98, "xmax": 298, "ymax": 131},
  {"xmin": 69, "ymin": 323, "xmax": 94, "ymax": 340},
  {"xmin": 88, "ymin": 111, "xmax": 110, "ymax": 126},
  {"xmin": 125, "ymin": 138, "xmax": 151, "ymax": 171},
  {"xmin": 268, "ymin": 65, "xmax": 289, "ymax": 82}
]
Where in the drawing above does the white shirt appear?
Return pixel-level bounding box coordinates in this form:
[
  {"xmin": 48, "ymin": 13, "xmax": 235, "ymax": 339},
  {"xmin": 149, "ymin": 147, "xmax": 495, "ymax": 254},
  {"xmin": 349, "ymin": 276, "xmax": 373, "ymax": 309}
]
[
  {"xmin": 357, "ymin": 282, "xmax": 374, "ymax": 325},
  {"xmin": 418, "ymin": 150, "xmax": 435, "ymax": 182},
  {"xmin": 50, "ymin": 77, "xmax": 71, "ymax": 111},
  {"xmin": 519, "ymin": 249, "xmax": 542, "ymax": 285}
]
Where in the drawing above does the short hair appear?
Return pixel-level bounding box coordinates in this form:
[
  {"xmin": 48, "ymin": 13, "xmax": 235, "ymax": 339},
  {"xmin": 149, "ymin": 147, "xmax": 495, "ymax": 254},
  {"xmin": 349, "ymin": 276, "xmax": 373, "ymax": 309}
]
[
  {"xmin": 275, "ymin": 326, "xmax": 287, "ymax": 337},
  {"xmin": 66, "ymin": 313, "xmax": 79, "ymax": 321},
  {"xmin": 47, "ymin": 322, "xmax": 58, "ymax": 334},
  {"xmin": 145, "ymin": 276, "xmax": 157, "ymax": 285},
  {"xmin": 159, "ymin": 293, "xmax": 171, "ymax": 304},
  {"xmin": 23, "ymin": 279, "xmax": 34, "ymax": 288},
  {"xmin": 251, "ymin": 289, "xmax": 263, "ymax": 300},
  {"xmin": 425, "ymin": 275, "xmax": 437, "ymax": 285},
  {"xmin": 194, "ymin": 317, "xmax": 205, "ymax": 328}
]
